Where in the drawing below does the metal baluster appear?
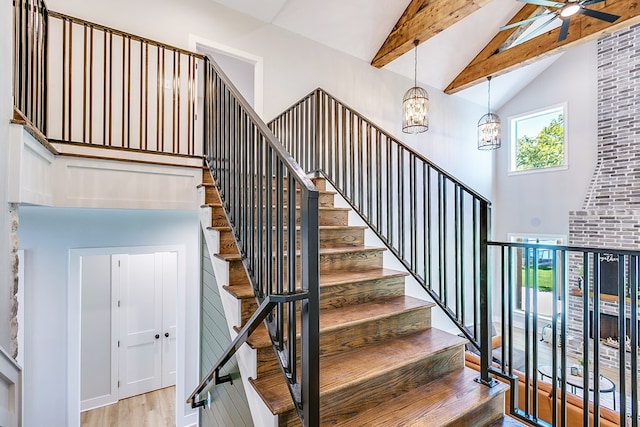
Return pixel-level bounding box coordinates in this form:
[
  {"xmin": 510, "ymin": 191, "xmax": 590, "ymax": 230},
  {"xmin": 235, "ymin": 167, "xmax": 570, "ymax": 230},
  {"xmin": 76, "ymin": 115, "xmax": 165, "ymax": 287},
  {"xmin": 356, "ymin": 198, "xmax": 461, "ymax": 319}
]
[
  {"xmin": 287, "ymin": 175, "xmax": 297, "ymax": 379},
  {"xmin": 276, "ymin": 161, "xmax": 284, "ymax": 349},
  {"xmin": 618, "ymin": 254, "xmax": 627, "ymax": 423},
  {"xmin": 631, "ymin": 255, "xmax": 638, "ymax": 427},
  {"xmin": 582, "ymin": 252, "xmax": 590, "ymax": 427},
  {"xmin": 593, "ymin": 253, "xmax": 601, "ymax": 424}
]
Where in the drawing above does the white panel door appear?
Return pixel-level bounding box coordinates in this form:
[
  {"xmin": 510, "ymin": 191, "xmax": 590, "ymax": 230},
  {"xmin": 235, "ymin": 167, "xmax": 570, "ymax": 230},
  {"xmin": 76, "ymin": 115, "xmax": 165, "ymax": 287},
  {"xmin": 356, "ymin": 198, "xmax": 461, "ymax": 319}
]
[
  {"xmin": 161, "ymin": 252, "xmax": 177, "ymax": 387},
  {"xmin": 118, "ymin": 254, "xmax": 162, "ymax": 399}
]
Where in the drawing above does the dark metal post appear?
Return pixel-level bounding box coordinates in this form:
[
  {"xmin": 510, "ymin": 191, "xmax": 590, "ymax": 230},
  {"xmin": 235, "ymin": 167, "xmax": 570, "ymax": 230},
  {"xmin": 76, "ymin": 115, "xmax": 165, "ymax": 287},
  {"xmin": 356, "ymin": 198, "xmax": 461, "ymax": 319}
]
[
  {"xmin": 477, "ymin": 201, "xmax": 497, "ymax": 387},
  {"xmin": 300, "ymin": 188, "xmax": 320, "ymax": 427}
]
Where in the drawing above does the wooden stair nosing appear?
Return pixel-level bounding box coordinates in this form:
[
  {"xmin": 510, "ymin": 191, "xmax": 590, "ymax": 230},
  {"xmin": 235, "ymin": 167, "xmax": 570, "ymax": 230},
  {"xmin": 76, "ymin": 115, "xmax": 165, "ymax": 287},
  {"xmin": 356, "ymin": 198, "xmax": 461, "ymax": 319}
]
[
  {"xmin": 204, "ymin": 204, "xmax": 350, "ymax": 212},
  {"xmin": 207, "ymin": 226, "xmax": 231, "ymax": 232},
  {"xmin": 332, "ymin": 366, "xmax": 509, "ymax": 427},
  {"xmin": 249, "ymin": 328, "xmax": 468, "ymax": 415},
  {"xmin": 243, "ymin": 295, "xmax": 435, "ymax": 350},
  {"xmin": 223, "ymin": 268, "xmax": 408, "ymax": 300}
]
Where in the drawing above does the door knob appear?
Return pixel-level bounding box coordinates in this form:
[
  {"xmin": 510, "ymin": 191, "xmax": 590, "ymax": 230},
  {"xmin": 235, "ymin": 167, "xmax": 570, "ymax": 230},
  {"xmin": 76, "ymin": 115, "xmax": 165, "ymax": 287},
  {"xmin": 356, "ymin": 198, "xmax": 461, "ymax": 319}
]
[
  {"xmin": 155, "ymin": 334, "xmax": 160, "ymax": 339},
  {"xmin": 165, "ymin": 332, "xmax": 170, "ymax": 338}
]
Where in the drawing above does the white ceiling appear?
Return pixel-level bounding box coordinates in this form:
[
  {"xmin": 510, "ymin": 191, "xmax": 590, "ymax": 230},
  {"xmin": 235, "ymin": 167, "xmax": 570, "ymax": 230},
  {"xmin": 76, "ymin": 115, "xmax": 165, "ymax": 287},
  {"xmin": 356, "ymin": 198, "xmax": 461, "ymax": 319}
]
[{"xmin": 208, "ymin": 0, "xmax": 562, "ymax": 109}]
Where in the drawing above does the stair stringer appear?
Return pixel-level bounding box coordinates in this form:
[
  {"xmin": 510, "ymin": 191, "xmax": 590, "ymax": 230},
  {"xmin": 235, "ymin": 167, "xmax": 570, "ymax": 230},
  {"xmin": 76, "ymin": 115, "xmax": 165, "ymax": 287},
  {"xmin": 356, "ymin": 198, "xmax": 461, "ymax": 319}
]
[{"xmin": 197, "ymin": 186, "xmax": 278, "ymax": 427}]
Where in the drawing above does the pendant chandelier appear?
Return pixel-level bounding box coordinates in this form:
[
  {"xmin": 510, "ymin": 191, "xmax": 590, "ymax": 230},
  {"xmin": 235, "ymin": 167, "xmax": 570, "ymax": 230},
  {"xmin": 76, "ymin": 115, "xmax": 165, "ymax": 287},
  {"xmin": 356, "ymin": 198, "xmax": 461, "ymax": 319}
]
[
  {"xmin": 477, "ymin": 76, "xmax": 501, "ymax": 150},
  {"xmin": 402, "ymin": 40, "xmax": 429, "ymax": 134}
]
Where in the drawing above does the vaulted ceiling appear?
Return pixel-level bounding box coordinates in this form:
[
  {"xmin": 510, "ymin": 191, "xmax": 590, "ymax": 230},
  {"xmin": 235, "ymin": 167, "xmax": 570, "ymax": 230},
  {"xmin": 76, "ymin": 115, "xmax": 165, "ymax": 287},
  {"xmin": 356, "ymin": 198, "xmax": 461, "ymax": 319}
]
[{"xmin": 208, "ymin": 0, "xmax": 640, "ymax": 108}]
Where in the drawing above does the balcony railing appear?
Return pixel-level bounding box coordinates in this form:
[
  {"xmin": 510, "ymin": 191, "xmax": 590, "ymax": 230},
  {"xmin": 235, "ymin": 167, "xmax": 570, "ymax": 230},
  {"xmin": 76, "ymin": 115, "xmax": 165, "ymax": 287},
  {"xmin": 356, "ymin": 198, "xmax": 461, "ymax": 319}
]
[
  {"xmin": 489, "ymin": 241, "xmax": 639, "ymax": 427},
  {"xmin": 13, "ymin": 0, "xmax": 48, "ymax": 134},
  {"xmin": 12, "ymin": 1, "xmax": 203, "ymax": 157}
]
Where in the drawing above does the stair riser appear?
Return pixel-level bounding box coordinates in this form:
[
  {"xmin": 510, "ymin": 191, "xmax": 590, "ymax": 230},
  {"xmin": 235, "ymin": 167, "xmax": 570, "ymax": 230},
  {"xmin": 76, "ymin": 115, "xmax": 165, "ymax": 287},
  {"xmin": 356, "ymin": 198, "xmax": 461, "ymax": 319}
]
[
  {"xmin": 218, "ymin": 227, "xmax": 365, "ymax": 254},
  {"xmin": 202, "ymin": 170, "xmax": 214, "ymax": 185},
  {"xmin": 228, "ymin": 259, "xmax": 250, "ymax": 286},
  {"xmin": 237, "ymin": 275, "xmax": 405, "ymax": 326},
  {"xmin": 204, "ymin": 186, "xmax": 221, "ymax": 205},
  {"xmin": 224, "ymin": 249, "xmax": 384, "ymax": 286},
  {"xmin": 210, "ymin": 205, "xmax": 348, "ymax": 227},
  {"xmin": 279, "ymin": 345, "xmax": 466, "ymax": 427},
  {"xmin": 254, "ymin": 189, "xmax": 335, "ymax": 208},
  {"xmin": 256, "ymin": 306, "xmax": 432, "ymax": 378},
  {"xmin": 319, "ymin": 276, "xmax": 405, "ymax": 310},
  {"xmin": 218, "ymin": 230, "xmax": 239, "ymax": 255}
]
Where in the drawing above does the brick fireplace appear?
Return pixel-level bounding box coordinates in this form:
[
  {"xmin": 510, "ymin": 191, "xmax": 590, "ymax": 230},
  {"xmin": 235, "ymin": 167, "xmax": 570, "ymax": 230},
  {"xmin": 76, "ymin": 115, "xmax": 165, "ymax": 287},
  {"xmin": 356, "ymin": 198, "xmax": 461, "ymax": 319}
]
[{"xmin": 567, "ymin": 23, "xmax": 640, "ymax": 371}]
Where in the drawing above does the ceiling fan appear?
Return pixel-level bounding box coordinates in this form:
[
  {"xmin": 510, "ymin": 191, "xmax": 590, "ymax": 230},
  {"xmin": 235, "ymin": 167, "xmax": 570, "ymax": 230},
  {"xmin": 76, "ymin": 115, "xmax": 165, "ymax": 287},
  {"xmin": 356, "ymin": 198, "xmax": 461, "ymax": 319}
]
[{"xmin": 501, "ymin": 0, "xmax": 620, "ymax": 42}]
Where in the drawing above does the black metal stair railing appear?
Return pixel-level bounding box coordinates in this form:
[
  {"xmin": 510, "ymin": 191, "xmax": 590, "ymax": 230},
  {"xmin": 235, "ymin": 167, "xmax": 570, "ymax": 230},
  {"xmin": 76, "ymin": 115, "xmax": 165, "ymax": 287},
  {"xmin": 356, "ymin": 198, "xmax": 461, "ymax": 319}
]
[
  {"xmin": 188, "ymin": 56, "xmax": 321, "ymax": 426},
  {"xmin": 268, "ymin": 88, "xmax": 494, "ymax": 385},
  {"xmin": 269, "ymin": 89, "xmax": 640, "ymax": 426},
  {"xmin": 488, "ymin": 241, "xmax": 640, "ymax": 427}
]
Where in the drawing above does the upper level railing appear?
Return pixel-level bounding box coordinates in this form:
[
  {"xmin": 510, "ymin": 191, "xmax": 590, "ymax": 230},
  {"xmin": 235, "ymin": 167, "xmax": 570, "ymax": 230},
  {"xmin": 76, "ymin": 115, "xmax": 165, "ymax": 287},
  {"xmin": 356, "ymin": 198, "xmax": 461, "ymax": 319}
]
[
  {"xmin": 269, "ymin": 89, "xmax": 493, "ymax": 377},
  {"xmin": 12, "ymin": 0, "xmax": 203, "ymax": 157},
  {"xmin": 488, "ymin": 241, "xmax": 639, "ymax": 427},
  {"xmin": 190, "ymin": 56, "xmax": 320, "ymax": 425},
  {"xmin": 13, "ymin": 0, "xmax": 48, "ymax": 134}
]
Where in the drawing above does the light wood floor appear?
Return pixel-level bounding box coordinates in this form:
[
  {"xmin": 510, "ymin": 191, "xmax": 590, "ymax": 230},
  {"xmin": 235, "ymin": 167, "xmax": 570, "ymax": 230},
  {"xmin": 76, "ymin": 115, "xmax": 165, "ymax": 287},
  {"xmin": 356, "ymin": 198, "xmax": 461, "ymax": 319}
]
[{"xmin": 81, "ymin": 386, "xmax": 175, "ymax": 427}]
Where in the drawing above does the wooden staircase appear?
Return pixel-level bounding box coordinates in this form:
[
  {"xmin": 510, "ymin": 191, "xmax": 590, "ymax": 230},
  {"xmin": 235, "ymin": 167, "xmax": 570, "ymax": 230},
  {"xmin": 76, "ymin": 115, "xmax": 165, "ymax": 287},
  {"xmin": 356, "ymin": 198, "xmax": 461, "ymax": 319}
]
[{"xmin": 200, "ymin": 170, "xmax": 515, "ymax": 426}]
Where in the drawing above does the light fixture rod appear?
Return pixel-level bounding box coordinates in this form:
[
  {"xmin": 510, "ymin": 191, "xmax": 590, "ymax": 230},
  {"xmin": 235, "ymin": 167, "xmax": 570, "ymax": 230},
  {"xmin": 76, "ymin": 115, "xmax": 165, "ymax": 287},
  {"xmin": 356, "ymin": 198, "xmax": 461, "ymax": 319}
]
[
  {"xmin": 487, "ymin": 76, "xmax": 492, "ymax": 114},
  {"xmin": 413, "ymin": 40, "xmax": 419, "ymax": 88}
]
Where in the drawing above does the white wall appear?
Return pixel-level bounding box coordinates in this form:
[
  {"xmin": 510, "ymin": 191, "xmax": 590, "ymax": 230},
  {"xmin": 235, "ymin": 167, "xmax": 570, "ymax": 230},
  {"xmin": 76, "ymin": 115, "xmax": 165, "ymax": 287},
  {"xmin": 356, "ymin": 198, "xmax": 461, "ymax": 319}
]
[
  {"xmin": 0, "ymin": 0, "xmax": 13, "ymax": 352},
  {"xmin": 494, "ymin": 42, "xmax": 598, "ymax": 240},
  {"xmin": 18, "ymin": 207, "xmax": 200, "ymax": 427},
  {"xmin": 45, "ymin": 0, "xmax": 494, "ymax": 200}
]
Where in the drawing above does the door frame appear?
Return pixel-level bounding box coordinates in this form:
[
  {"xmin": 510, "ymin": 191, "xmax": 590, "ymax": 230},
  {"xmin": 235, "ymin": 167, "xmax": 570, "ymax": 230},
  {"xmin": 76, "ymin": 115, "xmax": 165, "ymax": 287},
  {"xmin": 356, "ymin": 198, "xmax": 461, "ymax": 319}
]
[
  {"xmin": 68, "ymin": 244, "xmax": 185, "ymax": 426},
  {"xmin": 188, "ymin": 35, "xmax": 264, "ymax": 118}
]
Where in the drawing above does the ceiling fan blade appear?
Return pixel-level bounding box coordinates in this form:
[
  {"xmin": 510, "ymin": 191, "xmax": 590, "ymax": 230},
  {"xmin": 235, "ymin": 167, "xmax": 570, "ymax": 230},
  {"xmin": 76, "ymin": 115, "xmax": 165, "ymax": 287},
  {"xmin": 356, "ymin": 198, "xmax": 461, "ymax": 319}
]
[
  {"xmin": 511, "ymin": 14, "xmax": 559, "ymax": 44},
  {"xmin": 557, "ymin": 17, "xmax": 571, "ymax": 42},
  {"xmin": 518, "ymin": 0, "xmax": 564, "ymax": 7},
  {"xmin": 500, "ymin": 12, "xmax": 553, "ymax": 31},
  {"xmin": 579, "ymin": 7, "xmax": 620, "ymax": 23}
]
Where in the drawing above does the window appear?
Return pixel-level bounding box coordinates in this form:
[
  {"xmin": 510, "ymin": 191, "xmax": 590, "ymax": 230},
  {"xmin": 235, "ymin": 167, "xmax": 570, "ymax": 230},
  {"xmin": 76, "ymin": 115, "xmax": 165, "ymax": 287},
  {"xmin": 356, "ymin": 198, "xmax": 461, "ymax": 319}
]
[
  {"xmin": 510, "ymin": 235, "xmax": 564, "ymax": 318},
  {"xmin": 509, "ymin": 105, "xmax": 566, "ymax": 173}
]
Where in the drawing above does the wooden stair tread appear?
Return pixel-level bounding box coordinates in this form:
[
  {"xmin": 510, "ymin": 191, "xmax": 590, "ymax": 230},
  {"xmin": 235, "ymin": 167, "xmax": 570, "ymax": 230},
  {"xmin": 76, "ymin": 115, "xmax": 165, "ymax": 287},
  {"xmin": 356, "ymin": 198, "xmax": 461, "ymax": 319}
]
[
  {"xmin": 250, "ymin": 328, "xmax": 468, "ymax": 414},
  {"xmin": 214, "ymin": 246, "xmax": 385, "ymax": 262},
  {"xmin": 333, "ymin": 367, "xmax": 508, "ymax": 426},
  {"xmin": 224, "ymin": 268, "xmax": 408, "ymax": 299},
  {"xmin": 207, "ymin": 226, "xmax": 231, "ymax": 232},
  {"xmin": 244, "ymin": 295, "xmax": 434, "ymax": 349}
]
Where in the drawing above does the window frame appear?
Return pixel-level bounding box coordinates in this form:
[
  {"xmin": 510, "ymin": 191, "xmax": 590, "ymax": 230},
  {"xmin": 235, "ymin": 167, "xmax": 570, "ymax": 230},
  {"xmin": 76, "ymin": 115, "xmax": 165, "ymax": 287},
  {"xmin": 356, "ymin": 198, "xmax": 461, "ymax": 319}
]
[{"xmin": 508, "ymin": 103, "xmax": 568, "ymax": 176}]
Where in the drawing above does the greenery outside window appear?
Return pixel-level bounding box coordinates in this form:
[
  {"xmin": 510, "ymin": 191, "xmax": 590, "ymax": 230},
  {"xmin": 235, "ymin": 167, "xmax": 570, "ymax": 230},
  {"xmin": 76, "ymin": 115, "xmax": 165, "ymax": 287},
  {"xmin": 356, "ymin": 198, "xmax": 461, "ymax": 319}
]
[
  {"xmin": 509, "ymin": 105, "xmax": 567, "ymax": 174},
  {"xmin": 510, "ymin": 235, "xmax": 564, "ymax": 318}
]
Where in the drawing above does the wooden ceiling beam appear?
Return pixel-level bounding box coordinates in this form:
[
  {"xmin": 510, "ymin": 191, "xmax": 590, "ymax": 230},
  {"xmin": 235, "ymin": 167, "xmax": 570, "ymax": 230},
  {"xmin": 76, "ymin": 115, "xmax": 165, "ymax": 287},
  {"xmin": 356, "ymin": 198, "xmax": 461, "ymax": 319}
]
[
  {"xmin": 371, "ymin": 0, "xmax": 493, "ymax": 68},
  {"xmin": 445, "ymin": 0, "xmax": 640, "ymax": 95}
]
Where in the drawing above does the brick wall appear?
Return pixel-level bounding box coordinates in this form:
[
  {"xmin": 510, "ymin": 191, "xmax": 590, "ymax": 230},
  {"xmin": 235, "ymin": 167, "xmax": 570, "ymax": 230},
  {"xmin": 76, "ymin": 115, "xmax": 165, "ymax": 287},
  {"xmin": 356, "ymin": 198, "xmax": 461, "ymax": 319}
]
[{"xmin": 567, "ymin": 23, "xmax": 640, "ymax": 370}]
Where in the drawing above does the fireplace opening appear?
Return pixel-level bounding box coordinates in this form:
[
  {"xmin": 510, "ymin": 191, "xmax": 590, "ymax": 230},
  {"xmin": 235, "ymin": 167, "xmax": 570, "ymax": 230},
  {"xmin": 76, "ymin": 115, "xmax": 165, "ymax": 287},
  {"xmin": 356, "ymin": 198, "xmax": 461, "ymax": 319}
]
[{"xmin": 589, "ymin": 311, "xmax": 640, "ymax": 350}]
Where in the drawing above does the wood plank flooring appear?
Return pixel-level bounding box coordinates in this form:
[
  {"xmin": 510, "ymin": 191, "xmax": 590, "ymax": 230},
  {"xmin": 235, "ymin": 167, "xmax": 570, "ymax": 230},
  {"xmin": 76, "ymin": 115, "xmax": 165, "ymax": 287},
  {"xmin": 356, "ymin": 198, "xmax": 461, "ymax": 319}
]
[{"xmin": 81, "ymin": 386, "xmax": 175, "ymax": 427}]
